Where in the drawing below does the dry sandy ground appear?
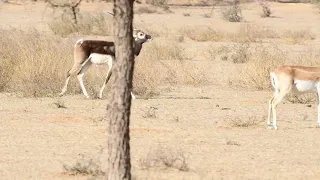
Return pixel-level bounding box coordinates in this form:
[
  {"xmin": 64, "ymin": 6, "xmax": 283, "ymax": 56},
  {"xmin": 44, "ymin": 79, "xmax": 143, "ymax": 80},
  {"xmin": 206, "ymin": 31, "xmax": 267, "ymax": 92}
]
[{"xmin": 2, "ymin": 1, "xmax": 320, "ymax": 180}]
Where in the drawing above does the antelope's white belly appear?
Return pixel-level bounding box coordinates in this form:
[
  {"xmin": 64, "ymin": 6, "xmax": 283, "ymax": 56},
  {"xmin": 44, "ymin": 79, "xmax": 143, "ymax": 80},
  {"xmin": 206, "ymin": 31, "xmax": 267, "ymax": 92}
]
[
  {"xmin": 293, "ymin": 80, "xmax": 318, "ymax": 93},
  {"xmin": 89, "ymin": 53, "xmax": 113, "ymax": 65}
]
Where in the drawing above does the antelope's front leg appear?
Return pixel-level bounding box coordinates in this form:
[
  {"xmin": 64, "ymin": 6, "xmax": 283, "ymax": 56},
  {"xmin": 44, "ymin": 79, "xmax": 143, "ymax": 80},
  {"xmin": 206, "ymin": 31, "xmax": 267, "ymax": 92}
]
[
  {"xmin": 267, "ymin": 98, "xmax": 273, "ymax": 127},
  {"xmin": 77, "ymin": 60, "xmax": 92, "ymax": 99},
  {"xmin": 131, "ymin": 92, "xmax": 136, "ymax": 100}
]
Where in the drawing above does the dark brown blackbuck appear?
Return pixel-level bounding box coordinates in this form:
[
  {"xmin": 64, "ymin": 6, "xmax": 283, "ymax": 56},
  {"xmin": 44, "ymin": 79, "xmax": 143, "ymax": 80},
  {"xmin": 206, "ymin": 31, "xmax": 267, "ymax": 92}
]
[{"xmin": 59, "ymin": 30, "xmax": 152, "ymax": 99}]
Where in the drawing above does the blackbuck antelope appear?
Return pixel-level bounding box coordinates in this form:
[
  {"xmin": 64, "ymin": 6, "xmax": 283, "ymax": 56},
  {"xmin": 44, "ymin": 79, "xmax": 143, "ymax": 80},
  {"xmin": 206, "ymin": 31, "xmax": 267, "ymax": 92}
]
[
  {"xmin": 268, "ymin": 66, "xmax": 320, "ymax": 129},
  {"xmin": 59, "ymin": 29, "xmax": 152, "ymax": 99}
]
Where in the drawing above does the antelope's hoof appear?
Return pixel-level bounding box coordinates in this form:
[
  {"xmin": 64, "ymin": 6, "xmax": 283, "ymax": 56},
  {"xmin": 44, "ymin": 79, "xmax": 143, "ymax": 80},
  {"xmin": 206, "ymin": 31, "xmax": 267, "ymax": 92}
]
[{"xmin": 267, "ymin": 125, "xmax": 278, "ymax": 130}]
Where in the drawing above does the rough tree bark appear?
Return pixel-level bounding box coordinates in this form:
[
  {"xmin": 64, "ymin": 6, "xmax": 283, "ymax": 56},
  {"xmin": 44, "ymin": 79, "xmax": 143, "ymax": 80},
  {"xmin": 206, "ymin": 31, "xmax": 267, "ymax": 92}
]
[{"xmin": 107, "ymin": 0, "xmax": 134, "ymax": 180}]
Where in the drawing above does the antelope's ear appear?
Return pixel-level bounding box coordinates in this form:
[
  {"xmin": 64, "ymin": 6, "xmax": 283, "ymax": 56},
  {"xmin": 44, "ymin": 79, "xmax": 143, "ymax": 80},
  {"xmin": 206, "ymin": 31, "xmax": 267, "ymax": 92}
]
[{"xmin": 133, "ymin": 29, "xmax": 139, "ymax": 38}]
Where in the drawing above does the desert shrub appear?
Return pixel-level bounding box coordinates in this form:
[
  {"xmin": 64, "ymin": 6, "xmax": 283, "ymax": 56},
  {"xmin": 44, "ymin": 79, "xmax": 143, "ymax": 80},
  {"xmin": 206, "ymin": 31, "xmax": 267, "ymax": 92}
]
[
  {"xmin": 261, "ymin": 4, "xmax": 271, "ymax": 17},
  {"xmin": 221, "ymin": 0, "xmax": 243, "ymax": 22},
  {"xmin": 230, "ymin": 42, "xmax": 251, "ymax": 63},
  {"xmin": 258, "ymin": 0, "xmax": 271, "ymax": 18}
]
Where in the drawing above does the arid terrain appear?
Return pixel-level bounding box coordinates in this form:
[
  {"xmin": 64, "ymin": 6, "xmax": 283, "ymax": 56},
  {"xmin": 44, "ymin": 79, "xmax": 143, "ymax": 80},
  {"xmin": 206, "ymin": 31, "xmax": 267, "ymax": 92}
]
[{"xmin": 1, "ymin": 1, "xmax": 320, "ymax": 179}]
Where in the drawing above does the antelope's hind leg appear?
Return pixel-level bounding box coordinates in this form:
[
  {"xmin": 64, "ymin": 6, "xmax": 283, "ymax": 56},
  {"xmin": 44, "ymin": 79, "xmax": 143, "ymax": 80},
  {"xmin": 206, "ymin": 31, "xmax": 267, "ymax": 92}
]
[
  {"xmin": 59, "ymin": 66, "xmax": 81, "ymax": 97},
  {"xmin": 59, "ymin": 73, "xmax": 71, "ymax": 97},
  {"xmin": 99, "ymin": 61, "xmax": 113, "ymax": 99},
  {"xmin": 267, "ymin": 96, "xmax": 274, "ymax": 127}
]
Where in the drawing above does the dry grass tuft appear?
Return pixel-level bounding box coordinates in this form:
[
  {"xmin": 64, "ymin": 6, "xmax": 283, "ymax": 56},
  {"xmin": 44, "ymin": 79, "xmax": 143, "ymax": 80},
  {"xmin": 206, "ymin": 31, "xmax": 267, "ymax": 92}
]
[
  {"xmin": 229, "ymin": 116, "xmax": 263, "ymax": 128},
  {"xmin": 285, "ymin": 93, "xmax": 316, "ymax": 104},
  {"xmin": 63, "ymin": 152, "xmax": 105, "ymax": 178},
  {"xmin": 53, "ymin": 99, "xmax": 67, "ymax": 108},
  {"xmin": 183, "ymin": 13, "xmax": 191, "ymax": 16},
  {"xmin": 261, "ymin": 5, "xmax": 271, "ymax": 17},
  {"xmin": 226, "ymin": 140, "xmax": 241, "ymax": 146},
  {"xmin": 146, "ymin": 0, "xmax": 169, "ymax": 8},
  {"xmin": 180, "ymin": 24, "xmax": 277, "ymax": 43},
  {"xmin": 280, "ymin": 29, "xmax": 316, "ymax": 44},
  {"xmin": 139, "ymin": 146, "xmax": 189, "ymax": 171},
  {"xmin": 48, "ymin": 13, "xmax": 113, "ymax": 36},
  {"xmin": 230, "ymin": 42, "xmax": 251, "ymax": 63},
  {"xmin": 206, "ymin": 42, "xmax": 250, "ymax": 63},
  {"xmin": 135, "ymin": 6, "xmax": 158, "ymax": 14},
  {"xmin": 142, "ymin": 106, "xmax": 158, "ymax": 118},
  {"xmin": 180, "ymin": 26, "xmax": 225, "ymax": 42},
  {"xmin": 234, "ymin": 24, "xmax": 278, "ymax": 42}
]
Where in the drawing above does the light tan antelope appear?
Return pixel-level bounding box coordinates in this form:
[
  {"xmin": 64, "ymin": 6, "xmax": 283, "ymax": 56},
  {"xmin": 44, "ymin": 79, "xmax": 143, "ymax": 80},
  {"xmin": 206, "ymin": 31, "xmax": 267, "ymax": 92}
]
[
  {"xmin": 268, "ymin": 65, "xmax": 320, "ymax": 129},
  {"xmin": 59, "ymin": 30, "xmax": 152, "ymax": 99}
]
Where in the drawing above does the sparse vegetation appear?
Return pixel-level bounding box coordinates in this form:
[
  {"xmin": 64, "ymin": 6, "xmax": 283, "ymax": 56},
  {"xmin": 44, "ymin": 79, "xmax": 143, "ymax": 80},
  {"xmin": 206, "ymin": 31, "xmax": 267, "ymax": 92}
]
[
  {"xmin": 259, "ymin": 0, "xmax": 272, "ymax": 18},
  {"xmin": 53, "ymin": 99, "xmax": 67, "ymax": 108},
  {"xmin": 226, "ymin": 140, "xmax": 241, "ymax": 146},
  {"xmin": 139, "ymin": 146, "xmax": 189, "ymax": 171},
  {"xmin": 229, "ymin": 116, "xmax": 263, "ymax": 127},
  {"xmin": 63, "ymin": 153, "xmax": 105, "ymax": 177},
  {"xmin": 142, "ymin": 106, "xmax": 158, "ymax": 118},
  {"xmin": 180, "ymin": 26, "xmax": 225, "ymax": 42},
  {"xmin": 230, "ymin": 42, "xmax": 251, "ymax": 63},
  {"xmin": 180, "ymin": 24, "xmax": 278, "ymax": 42},
  {"xmin": 135, "ymin": 6, "xmax": 158, "ymax": 14},
  {"xmin": 221, "ymin": 0, "xmax": 243, "ymax": 22},
  {"xmin": 238, "ymin": 43, "xmax": 287, "ymax": 90},
  {"xmin": 183, "ymin": 12, "xmax": 191, "ymax": 16},
  {"xmin": 285, "ymin": 93, "xmax": 316, "ymax": 104},
  {"xmin": 48, "ymin": 13, "xmax": 113, "ymax": 36},
  {"xmin": 146, "ymin": 0, "xmax": 168, "ymax": 8},
  {"xmin": 280, "ymin": 29, "xmax": 316, "ymax": 44}
]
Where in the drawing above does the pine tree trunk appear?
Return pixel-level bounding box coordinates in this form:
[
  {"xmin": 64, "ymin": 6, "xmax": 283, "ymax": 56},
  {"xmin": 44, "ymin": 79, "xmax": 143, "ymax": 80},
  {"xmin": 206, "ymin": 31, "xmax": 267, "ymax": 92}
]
[{"xmin": 107, "ymin": 0, "xmax": 134, "ymax": 180}]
